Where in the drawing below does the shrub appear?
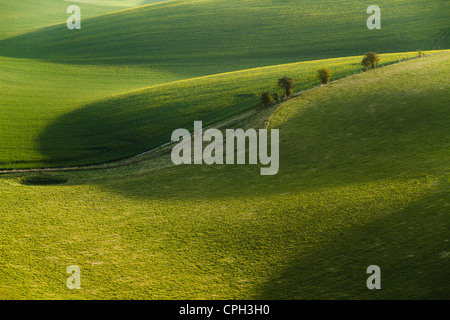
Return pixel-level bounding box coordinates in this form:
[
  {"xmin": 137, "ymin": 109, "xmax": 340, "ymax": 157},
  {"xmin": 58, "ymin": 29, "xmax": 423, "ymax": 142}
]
[
  {"xmin": 273, "ymin": 92, "xmax": 280, "ymax": 102},
  {"xmin": 317, "ymin": 67, "xmax": 331, "ymax": 84},
  {"xmin": 260, "ymin": 91, "xmax": 273, "ymax": 106},
  {"xmin": 362, "ymin": 52, "xmax": 380, "ymax": 70},
  {"xmin": 20, "ymin": 173, "xmax": 68, "ymax": 186},
  {"xmin": 361, "ymin": 56, "xmax": 371, "ymax": 71}
]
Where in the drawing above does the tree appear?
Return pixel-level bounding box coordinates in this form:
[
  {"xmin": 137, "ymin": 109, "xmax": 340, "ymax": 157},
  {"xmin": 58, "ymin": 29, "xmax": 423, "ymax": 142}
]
[
  {"xmin": 260, "ymin": 91, "xmax": 273, "ymax": 107},
  {"xmin": 362, "ymin": 52, "xmax": 380, "ymax": 70},
  {"xmin": 317, "ymin": 67, "xmax": 331, "ymax": 84},
  {"xmin": 273, "ymin": 92, "xmax": 280, "ymax": 102},
  {"xmin": 361, "ymin": 55, "xmax": 371, "ymax": 71},
  {"xmin": 277, "ymin": 76, "xmax": 295, "ymax": 98}
]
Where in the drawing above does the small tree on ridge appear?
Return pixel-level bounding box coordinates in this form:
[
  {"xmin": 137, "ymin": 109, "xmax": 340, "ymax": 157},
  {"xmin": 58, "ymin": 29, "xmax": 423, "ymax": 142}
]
[
  {"xmin": 317, "ymin": 67, "xmax": 331, "ymax": 84},
  {"xmin": 273, "ymin": 92, "xmax": 280, "ymax": 102},
  {"xmin": 362, "ymin": 52, "xmax": 380, "ymax": 70},
  {"xmin": 277, "ymin": 76, "xmax": 295, "ymax": 98},
  {"xmin": 260, "ymin": 91, "xmax": 273, "ymax": 107}
]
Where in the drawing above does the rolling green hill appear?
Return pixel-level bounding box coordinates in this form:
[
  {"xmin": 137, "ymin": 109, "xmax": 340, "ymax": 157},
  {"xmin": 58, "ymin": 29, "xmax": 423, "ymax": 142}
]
[
  {"xmin": 1, "ymin": 0, "xmax": 448, "ymax": 72},
  {"xmin": 0, "ymin": 56, "xmax": 189, "ymax": 168},
  {"xmin": 0, "ymin": 0, "xmax": 170, "ymax": 40},
  {"xmin": 0, "ymin": 51, "xmax": 432, "ymax": 169},
  {"xmin": 0, "ymin": 0, "xmax": 448, "ymax": 301},
  {"xmin": 1, "ymin": 0, "xmax": 448, "ymax": 169},
  {"xmin": 0, "ymin": 52, "xmax": 448, "ymax": 299}
]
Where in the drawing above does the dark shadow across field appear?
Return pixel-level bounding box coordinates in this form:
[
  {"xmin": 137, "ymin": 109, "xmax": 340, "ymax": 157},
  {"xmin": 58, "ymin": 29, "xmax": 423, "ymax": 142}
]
[
  {"xmin": 36, "ymin": 89, "xmax": 259, "ymax": 168},
  {"xmin": 34, "ymin": 60, "xmax": 450, "ymax": 201},
  {"xmin": 254, "ymin": 189, "xmax": 450, "ymax": 299},
  {"xmin": 90, "ymin": 79, "xmax": 449, "ymax": 200}
]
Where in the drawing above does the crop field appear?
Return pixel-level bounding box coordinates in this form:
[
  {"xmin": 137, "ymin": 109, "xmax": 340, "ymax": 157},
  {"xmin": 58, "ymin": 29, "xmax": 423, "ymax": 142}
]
[{"xmin": 0, "ymin": 0, "xmax": 448, "ymax": 302}]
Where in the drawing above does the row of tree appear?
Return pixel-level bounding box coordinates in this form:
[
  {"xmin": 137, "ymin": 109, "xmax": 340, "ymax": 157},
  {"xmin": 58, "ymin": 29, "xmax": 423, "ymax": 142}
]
[{"xmin": 260, "ymin": 52, "xmax": 381, "ymax": 107}]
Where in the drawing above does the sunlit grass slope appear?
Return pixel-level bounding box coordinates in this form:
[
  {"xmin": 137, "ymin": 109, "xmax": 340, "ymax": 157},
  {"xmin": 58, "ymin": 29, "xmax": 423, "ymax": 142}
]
[
  {"xmin": 0, "ymin": 52, "xmax": 448, "ymax": 299},
  {"xmin": 0, "ymin": 51, "xmax": 433, "ymax": 169},
  {"xmin": 1, "ymin": 0, "xmax": 448, "ymax": 169},
  {"xmin": 1, "ymin": 0, "xmax": 448, "ymax": 71},
  {"xmin": 0, "ymin": 55, "xmax": 192, "ymax": 168},
  {"xmin": 0, "ymin": 0, "xmax": 169, "ymax": 40}
]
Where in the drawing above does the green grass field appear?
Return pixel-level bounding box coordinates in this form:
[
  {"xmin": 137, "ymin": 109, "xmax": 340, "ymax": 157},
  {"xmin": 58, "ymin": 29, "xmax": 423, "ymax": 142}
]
[
  {"xmin": 1, "ymin": 51, "xmax": 435, "ymax": 169},
  {"xmin": 0, "ymin": 0, "xmax": 170, "ymax": 40},
  {"xmin": 1, "ymin": 0, "xmax": 448, "ymax": 169},
  {"xmin": 1, "ymin": 0, "xmax": 449, "ymax": 69},
  {"xmin": 0, "ymin": 0, "xmax": 449, "ymax": 300},
  {"xmin": 0, "ymin": 53, "xmax": 449, "ymax": 299}
]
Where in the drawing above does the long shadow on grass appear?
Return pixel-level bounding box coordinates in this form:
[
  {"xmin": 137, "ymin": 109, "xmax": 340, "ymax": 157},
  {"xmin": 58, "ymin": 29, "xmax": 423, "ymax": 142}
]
[
  {"xmin": 102, "ymin": 175, "xmax": 448, "ymax": 299},
  {"xmin": 37, "ymin": 53, "xmax": 449, "ymax": 201},
  {"xmin": 253, "ymin": 188, "xmax": 449, "ymax": 299},
  {"xmin": 37, "ymin": 88, "xmax": 259, "ymax": 168},
  {"xmin": 93, "ymin": 75, "xmax": 449, "ymax": 200}
]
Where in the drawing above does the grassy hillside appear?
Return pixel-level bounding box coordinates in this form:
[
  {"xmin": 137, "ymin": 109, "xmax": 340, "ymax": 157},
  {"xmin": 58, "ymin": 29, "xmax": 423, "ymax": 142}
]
[
  {"xmin": 0, "ymin": 56, "xmax": 189, "ymax": 168},
  {"xmin": 0, "ymin": 52, "xmax": 448, "ymax": 299},
  {"xmin": 0, "ymin": 51, "xmax": 432, "ymax": 169},
  {"xmin": 1, "ymin": 0, "xmax": 448, "ymax": 72},
  {"xmin": 0, "ymin": 0, "xmax": 169, "ymax": 40},
  {"xmin": 1, "ymin": 0, "xmax": 448, "ymax": 169}
]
